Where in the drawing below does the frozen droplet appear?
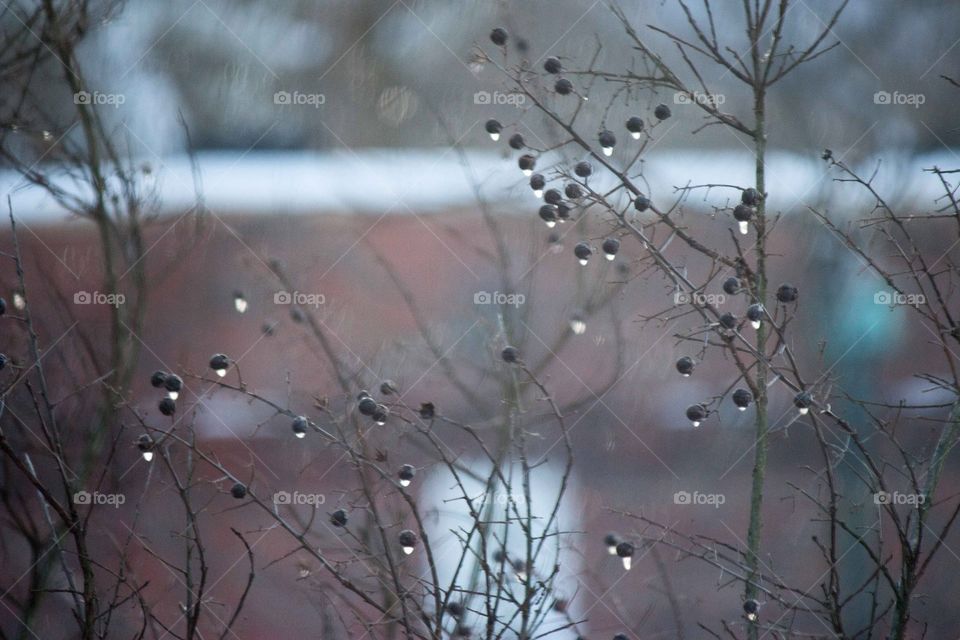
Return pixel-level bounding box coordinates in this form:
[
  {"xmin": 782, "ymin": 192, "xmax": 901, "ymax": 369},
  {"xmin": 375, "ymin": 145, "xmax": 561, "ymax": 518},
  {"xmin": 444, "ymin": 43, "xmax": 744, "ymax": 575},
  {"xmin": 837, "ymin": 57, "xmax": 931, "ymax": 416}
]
[
  {"xmin": 141, "ymin": 451, "xmax": 154, "ymax": 462},
  {"xmin": 570, "ymin": 318, "xmax": 586, "ymax": 335},
  {"xmin": 630, "ymin": 132, "xmax": 641, "ymax": 140},
  {"xmin": 602, "ymin": 146, "xmax": 613, "ymax": 157},
  {"xmin": 13, "ymin": 292, "xmax": 25, "ymax": 310},
  {"xmin": 691, "ymin": 420, "xmax": 701, "ymax": 428},
  {"xmin": 402, "ymin": 545, "xmax": 414, "ymax": 555},
  {"xmin": 295, "ymin": 431, "xmax": 306, "ymax": 439},
  {"xmin": 738, "ymin": 220, "xmax": 749, "ymax": 235},
  {"xmin": 489, "ymin": 132, "xmax": 500, "ymax": 141},
  {"xmin": 751, "ymin": 320, "xmax": 761, "ymax": 330},
  {"xmin": 533, "ymin": 189, "xmax": 543, "ymax": 199},
  {"xmin": 798, "ymin": 407, "xmax": 809, "ymax": 415},
  {"xmin": 234, "ymin": 296, "xmax": 248, "ymax": 314},
  {"xmin": 522, "ymin": 169, "xmax": 533, "ymax": 177},
  {"xmin": 168, "ymin": 391, "xmax": 179, "ymax": 401},
  {"xmin": 545, "ymin": 220, "xmax": 556, "ymax": 228},
  {"xmin": 215, "ymin": 368, "xmax": 227, "ymax": 378},
  {"xmin": 400, "ymin": 479, "xmax": 411, "ymax": 487},
  {"xmin": 621, "ymin": 556, "xmax": 632, "ymax": 571},
  {"xmin": 604, "ymin": 253, "xmax": 615, "ymax": 261},
  {"xmin": 578, "ymin": 258, "xmax": 589, "ymax": 266}
]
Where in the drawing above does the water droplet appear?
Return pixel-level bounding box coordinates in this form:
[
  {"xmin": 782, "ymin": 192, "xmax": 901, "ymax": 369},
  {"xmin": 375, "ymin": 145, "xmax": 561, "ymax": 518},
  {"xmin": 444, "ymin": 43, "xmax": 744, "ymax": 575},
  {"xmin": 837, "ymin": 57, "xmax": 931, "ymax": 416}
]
[
  {"xmin": 607, "ymin": 544, "xmax": 617, "ymax": 556},
  {"xmin": 570, "ymin": 318, "xmax": 586, "ymax": 335},
  {"xmin": 604, "ymin": 253, "xmax": 615, "ymax": 261},
  {"xmin": 738, "ymin": 220, "xmax": 749, "ymax": 235},
  {"xmin": 738, "ymin": 406, "xmax": 747, "ymax": 412},
  {"xmin": 13, "ymin": 292, "xmax": 25, "ymax": 310},
  {"xmin": 295, "ymin": 431, "xmax": 306, "ymax": 439},
  {"xmin": 400, "ymin": 479, "xmax": 411, "ymax": 487},
  {"xmin": 621, "ymin": 557, "xmax": 632, "ymax": 571},
  {"xmin": 141, "ymin": 451, "xmax": 154, "ymax": 462},
  {"xmin": 522, "ymin": 169, "xmax": 533, "ymax": 177},
  {"xmin": 747, "ymin": 613, "xmax": 757, "ymax": 622},
  {"xmin": 234, "ymin": 296, "xmax": 248, "ymax": 314},
  {"xmin": 751, "ymin": 320, "xmax": 761, "ymax": 330},
  {"xmin": 402, "ymin": 545, "xmax": 415, "ymax": 555},
  {"xmin": 215, "ymin": 368, "xmax": 227, "ymax": 378},
  {"xmin": 630, "ymin": 132, "xmax": 641, "ymax": 140},
  {"xmin": 168, "ymin": 391, "xmax": 179, "ymax": 401},
  {"xmin": 545, "ymin": 220, "xmax": 556, "ymax": 228},
  {"xmin": 798, "ymin": 407, "xmax": 809, "ymax": 415},
  {"xmin": 578, "ymin": 258, "xmax": 589, "ymax": 266},
  {"xmin": 691, "ymin": 420, "xmax": 700, "ymax": 428},
  {"xmin": 489, "ymin": 132, "xmax": 500, "ymax": 141},
  {"xmin": 602, "ymin": 146, "xmax": 613, "ymax": 157}
]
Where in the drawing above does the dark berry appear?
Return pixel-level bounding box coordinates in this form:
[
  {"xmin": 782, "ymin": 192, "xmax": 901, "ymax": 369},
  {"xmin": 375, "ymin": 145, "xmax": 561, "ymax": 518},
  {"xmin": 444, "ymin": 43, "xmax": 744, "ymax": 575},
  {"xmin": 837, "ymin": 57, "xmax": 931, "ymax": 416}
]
[
  {"xmin": 556, "ymin": 201, "xmax": 572, "ymax": 219},
  {"xmin": 543, "ymin": 56, "xmax": 562, "ymax": 74},
  {"xmin": 732, "ymin": 388, "xmax": 753, "ymax": 409},
  {"xmin": 490, "ymin": 28, "xmax": 508, "ymax": 46},
  {"xmin": 485, "ymin": 119, "xmax": 502, "ymax": 136},
  {"xmin": 719, "ymin": 313, "xmax": 737, "ymax": 329},
  {"xmin": 747, "ymin": 303, "xmax": 764, "ymax": 323},
  {"xmin": 539, "ymin": 204, "xmax": 558, "ymax": 224},
  {"xmin": 743, "ymin": 599, "xmax": 759, "ymax": 615},
  {"xmin": 0, "ymin": 297, "xmax": 6, "ymax": 315},
  {"xmin": 518, "ymin": 154, "xmax": 536, "ymax": 173},
  {"xmin": 733, "ymin": 204, "xmax": 754, "ymax": 222},
  {"xmin": 508, "ymin": 133, "xmax": 525, "ymax": 150},
  {"xmin": 574, "ymin": 242, "xmax": 592, "ymax": 263},
  {"xmin": 604, "ymin": 532, "xmax": 619, "ymax": 547},
  {"xmin": 0, "ymin": 354, "xmax": 7, "ymax": 370},
  {"xmin": 543, "ymin": 188, "xmax": 562, "ymax": 205},
  {"xmin": 447, "ymin": 601, "xmax": 465, "ymax": 617},
  {"xmin": 654, "ymin": 103, "xmax": 672, "ymax": 120},
  {"xmin": 398, "ymin": 529, "xmax": 418, "ymax": 550},
  {"xmin": 209, "ymin": 353, "xmax": 229, "ymax": 372},
  {"xmin": 419, "ymin": 402, "xmax": 435, "ymax": 419},
  {"xmin": 554, "ymin": 78, "xmax": 573, "ymax": 95},
  {"xmin": 292, "ymin": 415, "xmax": 308, "ymax": 437},
  {"xmin": 330, "ymin": 508, "xmax": 348, "ymax": 527},
  {"xmin": 794, "ymin": 392, "xmax": 813, "ymax": 410},
  {"xmin": 230, "ymin": 482, "xmax": 247, "ymax": 499},
  {"xmin": 722, "ymin": 277, "xmax": 740, "ymax": 295},
  {"xmin": 598, "ymin": 129, "xmax": 616, "ymax": 151},
  {"xmin": 675, "ymin": 356, "xmax": 694, "ymax": 376},
  {"xmin": 574, "ymin": 161, "xmax": 592, "ymax": 178},
  {"xmin": 358, "ymin": 396, "xmax": 378, "ymax": 416},
  {"xmin": 602, "ymin": 238, "xmax": 620, "ymax": 257},
  {"xmin": 530, "ymin": 174, "xmax": 546, "ymax": 192},
  {"xmin": 633, "ymin": 194, "xmax": 650, "ymax": 212},
  {"xmin": 615, "ymin": 541, "xmax": 634, "ymax": 557},
  {"xmin": 158, "ymin": 397, "xmax": 176, "ymax": 416},
  {"xmin": 686, "ymin": 404, "xmax": 707, "ymax": 423},
  {"xmin": 501, "ymin": 346, "xmax": 520, "ymax": 363},
  {"xmin": 137, "ymin": 434, "xmax": 153, "ymax": 452},
  {"xmin": 371, "ymin": 404, "xmax": 389, "ymax": 424},
  {"xmin": 626, "ymin": 116, "xmax": 644, "ymax": 135},
  {"xmin": 150, "ymin": 371, "xmax": 167, "ymax": 388},
  {"xmin": 163, "ymin": 374, "xmax": 183, "ymax": 393},
  {"xmin": 741, "ymin": 188, "xmax": 761, "ymax": 206},
  {"xmin": 776, "ymin": 283, "xmax": 798, "ymax": 303},
  {"xmin": 564, "ymin": 183, "xmax": 582, "ymax": 199},
  {"xmin": 398, "ymin": 464, "xmax": 416, "ymax": 483}
]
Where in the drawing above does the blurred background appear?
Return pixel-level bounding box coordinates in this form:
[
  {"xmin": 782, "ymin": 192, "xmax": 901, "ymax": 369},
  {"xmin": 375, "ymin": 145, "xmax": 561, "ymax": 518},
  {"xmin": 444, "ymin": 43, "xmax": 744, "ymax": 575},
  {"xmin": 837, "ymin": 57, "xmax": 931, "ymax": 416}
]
[{"xmin": 2, "ymin": 0, "xmax": 959, "ymax": 638}]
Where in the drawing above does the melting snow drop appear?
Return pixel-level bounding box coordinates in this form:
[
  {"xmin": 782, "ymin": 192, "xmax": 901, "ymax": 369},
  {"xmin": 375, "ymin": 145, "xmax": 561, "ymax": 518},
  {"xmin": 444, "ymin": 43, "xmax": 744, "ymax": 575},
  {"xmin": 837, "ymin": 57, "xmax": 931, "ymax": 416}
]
[
  {"xmin": 747, "ymin": 612, "xmax": 757, "ymax": 622},
  {"xmin": 621, "ymin": 556, "xmax": 632, "ymax": 571},
  {"xmin": 401, "ymin": 545, "xmax": 414, "ymax": 555},
  {"xmin": 601, "ymin": 146, "xmax": 614, "ymax": 157},
  {"xmin": 376, "ymin": 417, "xmax": 387, "ymax": 426},
  {"xmin": 578, "ymin": 258, "xmax": 589, "ymax": 266},
  {"xmin": 141, "ymin": 451, "xmax": 154, "ymax": 462},
  {"xmin": 739, "ymin": 220, "xmax": 750, "ymax": 235},
  {"xmin": 489, "ymin": 132, "xmax": 500, "ymax": 141},
  {"xmin": 295, "ymin": 431, "xmax": 306, "ymax": 439},
  {"xmin": 545, "ymin": 220, "xmax": 556, "ymax": 228},
  {"xmin": 798, "ymin": 407, "xmax": 809, "ymax": 415},
  {"xmin": 400, "ymin": 478, "xmax": 411, "ymax": 487},
  {"xmin": 570, "ymin": 318, "xmax": 586, "ymax": 335},
  {"xmin": 605, "ymin": 253, "xmax": 615, "ymax": 261},
  {"xmin": 630, "ymin": 131, "xmax": 641, "ymax": 140},
  {"xmin": 234, "ymin": 294, "xmax": 248, "ymax": 314},
  {"xmin": 738, "ymin": 406, "xmax": 747, "ymax": 412},
  {"xmin": 690, "ymin": 420, "xmax": 701, "ymax": 428},
  {"xmin": 215, "ymin": 368, "xmax": 227, "ymax": 378},
  {"xmin": 751, "ymin": 320, "xmax": 761, "ymax": 329},
  {"xmin": 167, "ymin": 391, "xmax": 179, "ymax": 401},
  {"xmin": 607, "ymin": 544, "xmax": 617, "ymax": 555}
]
